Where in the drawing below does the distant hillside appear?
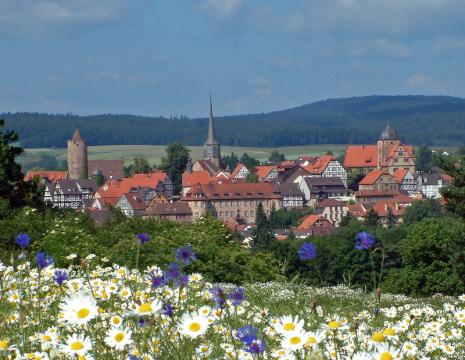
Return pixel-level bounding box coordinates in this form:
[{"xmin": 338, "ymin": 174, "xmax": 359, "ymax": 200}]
[{"xmin": 3, "ymin": 95, "xmax": 465, "ymax": 148}]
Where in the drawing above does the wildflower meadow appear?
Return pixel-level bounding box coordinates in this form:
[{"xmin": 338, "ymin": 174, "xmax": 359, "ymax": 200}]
[{"xmin": 1, "ymin": 233, "xmax": 465, "ymax": 359}]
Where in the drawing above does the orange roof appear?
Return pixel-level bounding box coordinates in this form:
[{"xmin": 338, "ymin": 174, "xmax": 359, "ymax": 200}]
[
  {"xmin": 303, "ymin": 155, "xmax": 335, "ymax": 175},
  {"xmin": 97, "ymin": 172, "xmax": 168, "ymax": 199},
  {"xmin": 182, "ymin": 171, "xmax": 214, "ymax": 187},
  {"xmin": 359, "ymin": 170, "xmax": 386, "ymax": 185},
  {"xmin": 26, "ymin": 170, "xmax": 68, "ymax": 181},
  {"xmin": 231, "ymin": 163, "xmax": 247, "ymax": 178},
  {"xmin": 348, "ymin": 203, "xmax": 367, "ymax": 217},
  {"xmin": 372, "ymin": 200, "xmax": 407, "ymax": 217},
  {"xmin": 120, "ymin": 192, "xmax": 146, "ymax": 210},
  {"xmin": 392, "ymin": 169, "xmax": 408, "ymax": 183},
  {"xmin": 255, "ymin": 166, "xmax": 277, "ymax": 180},
  {"xmin": 385, "ymin": 144, "xmax": 414, "ymax": 162},
  {"xmin": 344, "ymin": 145, "xmax": 378, "ymax": 168},
  {"xmin": 297, "ymin": 214, "xmax": 331, "ymax": 230}
]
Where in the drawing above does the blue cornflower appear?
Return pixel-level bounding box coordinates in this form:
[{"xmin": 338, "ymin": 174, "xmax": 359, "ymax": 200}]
[
  {"xmin": 298, "ymin": 242, "xmax": 317, "ymax": 261},
  {"xmin": 36, "ymin": 252, "xmax": 54, "ymax": 269},
  {"xmin": 151, "ymin": 273, "xmax": 166, "ymax": 288},
  {"xmin": 245, "ymin": 339, "xmax": 266, "ymax": 354},
  {"xmin": 136, "ymin": 233, "xmax": 150, "ymax": 244},
  {"xmin": 15, "ymin": 233, "xmax": 31, "ymax": 249},
  {"xmin": 355, "ymin": 231, "xmax": 375, "ymax": 250},
  {"xmin": 237, "ymin": 325, "xmax": 258, "ymax": 345},
  {"xmin": 228, "ymin": 287, "xmax": 245, "ymax": 306},
  {"xmin": 53, "ymin": 270, "xmax": 69, "ymax": 285},
  {"xmin": 210, "ymin": 287, "xmax": 226, "ymax": 308},
  {"xmin": 164, "ymin": 262, "xmax": 182, "ymax": 283},
  {"xmin": 162, "ymin": 303, "xmax": 175, "ymax": 317},
  {"xmin": 175, "ymin": 245, "xmax": 196, "ymax": 265}
]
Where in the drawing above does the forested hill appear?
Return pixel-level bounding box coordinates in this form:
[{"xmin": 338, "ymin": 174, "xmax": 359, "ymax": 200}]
[{"xmin": 3, "ymin": 95, "xmax": 465, "ymax": 148}]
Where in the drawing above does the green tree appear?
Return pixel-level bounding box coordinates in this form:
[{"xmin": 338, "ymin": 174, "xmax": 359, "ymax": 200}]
[
  {"xmin": 240, "ymin": 153, "xmax": 260, "ymax": 169},
  {"xmin": 0, "ymin": 120, "xmax": 32, "ymax": 208},
  {"xmin": 416, "ymin": 146, "xmax": 433, "ymax": 172},
  {"xmin": 221, "ymin": 152, "xmax": 239, "ymax": 171},
  {"xmin": 245, "ymin": 172, "xmax": 259, "ymax": 183},
  {"xmin": 269, "ymin": 202, "xmax": 278, "ymax": 229},
  {"xmin": 403, "ymin": 199, "xmax": 443, "ymax": 225},
  {"xmin": 436, "ymin": 154, "xmax": 465, "ymax": 219},
  {"xmin": 383, "ymin": 218, "xmax": 465, "ymax": 296},
  {"xmin": 160, "ymin": 143, "xmax": 190, "ymax": 195},
  {"xmin": 364, "ymin": 209, "xmax": 379, "ymax": 226},
  {"xmin": 386, "ymin": 207, "xmax": 396, "ymax": 228},
  {"xmin": 268, "ymin": 150, "xmax": 285, "ymax": 165},
  {"xmin": 252, "ymin": 202, "xmax": 274, "ymax": 251}
]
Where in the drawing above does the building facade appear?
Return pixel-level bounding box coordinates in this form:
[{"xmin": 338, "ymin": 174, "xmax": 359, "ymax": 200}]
[{"xmin": 67, "ymin": 129, "xmax": 88, "ymax": 180}]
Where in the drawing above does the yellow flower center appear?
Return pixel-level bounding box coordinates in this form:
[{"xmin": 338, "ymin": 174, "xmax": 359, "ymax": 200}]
[
  {"xmin": 307, "ymin": 336, "xmax": 317, "ymax": 344},
  {"xmin": 283, "ymin": 323, "xmax": 296, "ymax": 331},
  {"xmin": 372, "ymin": 333, "xmax": 385, "ymax": 342},
  {"xmin": 113, "ymin": 318, "xmax": 121, "ymax": 325},
  {"xmin": 380, "ymin": 352, "xmax": 393, "ymax": 360},
  {"xmin": 122, "ymin": 290, "xmax": 129, "ymax": 297},
  {"xmin": 115, "ymin": 333, "xmax": 125, "ymax": 342},
  {"xmin": 290, "ymin": 336, "xmax": 302, "ymax": 345},
  {"xmin": 139, "ymin": 303, "xmax": 152, "ymax": 313},
  {"xmin": 383, "ymin": 328, "xmax": 396, "ymax": 336},
  {"xmin": 12, "ymin": 294, "xmax": 19, "ymax": 300},
  {"xmin": 70, "ymin": 341, "xmax": 84, "ymax": 351},
  {"xmin": 189, "ymin": 322, "xmax": 201, "ymax": 332},
  {"xmin": 42, "ymin": 335, "xmax": 52, "ymax": 342},
  {"xmin": 0, "ymin": 340, "xmax": 8, "ymax": 350},
  {"xmin": 77, "ymin": 308, "xmax": 90, "ymax": 319},
  {"xmin": 328, "ymin": 321, "xmax": 340, "ymax": 329}
]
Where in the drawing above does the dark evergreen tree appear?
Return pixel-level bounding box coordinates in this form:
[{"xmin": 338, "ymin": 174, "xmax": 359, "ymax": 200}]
[
  {"xmin": 340, "ymin": 212, "xmax": 354, "ymax": 227},
  {"xmin": 221, "ymin": 152, "xmax": 239, "ymax": 170},
  {"xmin": 252, "ymin": 202, "xmax": 275, "ymax": 251},
  {"xmin": 269, "ymin": 202, "xmax": 278, "ymax": 229},
  {"xmin": 268, "ymin": 150, "xmax": 285, "ymax": 165},
  {"xmin": 386, "ymin": 207, "xmax": 396, "ymax": 228},
  {"xmin": 240, "ymin": 153, "xmax": 260, "ymax": 169},
  {"xmin": 403, "ymin": 199, "xmax": 443, "ymax": 225},
  {"xmin": 245, "ymin": 172, "xmax": 259, "ymax": 183},
  {"xmin": 416, "ymin": 146, "xmax": 433, "ymax": 172},
  {"xmin": 436, "ymin": 154, "xmax": 465, "ymax": 219},
  {"xmin": 160, "ymin": 143, "xmax": 190, "ymax": 195},
  {"xmin": 364, "ymin": 208, "xmax": 380, "ymax": 226},
  {"xmin": 0, "ymin": 119, "xmax": 32, "ymax": 208}
]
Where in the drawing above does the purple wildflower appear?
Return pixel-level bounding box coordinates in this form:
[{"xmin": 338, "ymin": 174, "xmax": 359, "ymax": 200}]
[
  {"xmin": 151, "ymin": 273, "xmax": 166, "ymax": 288},
  {"xmin": 298, "ymin": 242, "xmax": 317, "ymax": 261},
  {"xmin": 175, "ymin": 245, "xmax": 196, "ymax": 265},
  {"xmin": 162, "ymin": 303, "xmax": 175, "ymax": 317},
  {"xmin": 136, "ymin": 233, "xmax": 150, "ymax": 244},
  {"xmin": 228, "ymin": 287, "xmax": 245, "ymax": 306},
  {"xmin": 210, "ymin": 287, "xmax": 226, "ymax": 308},
  {"xmin": 237, "ymin": 325, "xmax": 265, "ymax": 354},
  {"xmin": 15, "ymin": 233, "xmax": 31, "ymax": 249},
  {"xmin": 164, "ymin": 262, "xmax": 182, "ymax": 283},
  {"xmin": 53, "ymin": 270, "xmax": 69, "ymax": 285},
  {"xmin": 36, "ymin": 252, "xmax": 53, "ymax": 269},
  {"xmin": 355, "ymin": 231, "xmax": 375, "ymax": 250}
]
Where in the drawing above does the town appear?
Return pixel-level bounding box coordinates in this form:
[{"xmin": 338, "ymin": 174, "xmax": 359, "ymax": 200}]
[{"xmin": 27, "ymin": 98, "xmax": 451, "ymax": 240}]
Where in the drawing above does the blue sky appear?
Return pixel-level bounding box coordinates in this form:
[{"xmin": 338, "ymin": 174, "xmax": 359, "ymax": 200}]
[{"xmin": 1, "ymin": 0, "xmax": 465, "ymax": 117}]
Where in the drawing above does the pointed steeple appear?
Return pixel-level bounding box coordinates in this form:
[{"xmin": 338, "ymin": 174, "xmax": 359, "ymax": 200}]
[
  {"xmin": 206, "ymin": 94, "xmax": 219, "ymax": 145},
  {"xmin": 72, "ymin": 129, "xmax": 83, "ymax": 142}
]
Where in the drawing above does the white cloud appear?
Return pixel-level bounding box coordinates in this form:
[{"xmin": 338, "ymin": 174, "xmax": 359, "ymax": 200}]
[
  {"xmin": 404, "ymin": 73, "xmax": 444, "ymax": 93},
  {"xmin": 374, "ymin": 38, "xmax": 411, "ymax": 59},
  {"xmin": 200, "ymin": 0, "xmax": 242, "ymax": 19},
  {"xmin": 0, "ymin": 0, "xmax": 126, "ymax": 25}
]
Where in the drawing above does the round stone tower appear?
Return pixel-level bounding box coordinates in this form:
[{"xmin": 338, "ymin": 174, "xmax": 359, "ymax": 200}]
[{"xmin": 68, "ymin": 129, "xmax": 88, "ymax": 179}]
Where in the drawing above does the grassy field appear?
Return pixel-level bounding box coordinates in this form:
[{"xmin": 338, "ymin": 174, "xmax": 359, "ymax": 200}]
[{"xmin": 20, "ymin": 144, "xmax": 348, "ymax": 169}]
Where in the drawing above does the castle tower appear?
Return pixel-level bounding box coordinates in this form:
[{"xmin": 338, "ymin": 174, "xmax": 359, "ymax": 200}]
[
  {"xmin": 203, "ymin": 95, "xmax": 221, "ymax": 167},
  {"xmin": 377, "ymin": 124, "xmax": 401, "ymax": 170},
  {"xmin": 68, "ymin": 129, "xmax": 88, "ymax": 179}
]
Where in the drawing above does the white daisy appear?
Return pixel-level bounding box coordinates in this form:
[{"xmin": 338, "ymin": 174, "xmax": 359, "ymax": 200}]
[
  {"xmin": 104, "ymin": 328, "xmax": 132, "ymax": 351},
  {"xmin": 178, "ymin": 312, "xmax": 210, "ymax": 338},
  {"xmin": 60, "ymin": 334, "xmax": 92, "ymax": 357},
  {"xmin": 60, "ymin": 292, "xmax": 98, "ymax": 325}
]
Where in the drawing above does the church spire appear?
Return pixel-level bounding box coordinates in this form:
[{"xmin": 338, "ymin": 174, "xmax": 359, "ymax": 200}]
[{"xmin": 206, "ymin": 94, "xmax": 219, "ymax": 145}]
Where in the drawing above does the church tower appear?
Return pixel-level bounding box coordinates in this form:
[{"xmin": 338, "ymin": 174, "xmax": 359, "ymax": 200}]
[
  {"xmin": 68, "ymin": 129, "xmax": 88, "ymax": 179},
  {"xmin": 377, "ymin": 124, "xmax": 401, "ymax": 170},
  {"xmin": 203, "ymin": 96, "xmax": 221, "ymax": 167}
]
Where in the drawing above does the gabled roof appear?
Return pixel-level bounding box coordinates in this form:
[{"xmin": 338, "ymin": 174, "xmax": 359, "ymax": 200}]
[
  {"xmin": 97, "ymin": 172, "xmax": 169, "ymax": 199},
  {"xmin": 26, "ymin": 171, "xmax": 68, "ymax": 182},
  {"xmin": 392, "ymin": 169, "xmax": 408, "ymax": 183},
  {"xmin": 359, "ymin": 170, "xmax": 387, "ymax": 186},
  {"xmin": 195, "ymin": 159, "xmax": 221, "ymax": 176},
  {"xmin": 303, "ymin": 155, "xmax": 335, "ymax": 175},
  {"xmin": 120, "ymin": 192, "xmax": 146, "ymax": 210},
  {"xmin": 255, "ymin": 165, "xmax": 278, "ymax": 180},
  {"xmin": 182, "ymin": 170, "xmax": 214, "ymax": 187},
  {"xmin": 183, "ymin": 182, "xmax": 282, "ymax": 201},
  {"xmin": 344, "ymin": 145, "xmax": 378, "ymax": 168},
  {"xmin": 145, "ymin": 201, "xmax": 192, "ymax": 216},
  {"xmin": 231, "ymin": 163, "xmax": 248, "ymax": 178},
  {"xmin": 303, "ymin": 176, "xmax": 346, "ymax": 188},
  {"xmin": 276, "ymin": 183, "xmax": 304, "ymax": 197},
  {"xmin": 372, "ymin": 200, "xmax": 406, "ymax": 217},
  {"xmin": 297, "ymin": 214, "xmax": 332, "ymax": 230},
  {"xmin": 385, "ymin": 144, "xmax": 414, "ymax": 162},
  {"xmin": 88, "ymin": 160, "xmax": 124, "ymax": 180},
  {"xmin": 348, "ymin": 203, "xmax": 367, "ymax": 217}
]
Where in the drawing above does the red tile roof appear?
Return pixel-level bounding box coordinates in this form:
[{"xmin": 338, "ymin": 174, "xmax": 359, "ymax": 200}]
[
  {"xmin": 385, "ymin": 144, "xmax": 414, "ymax": 161},
  {"xmin": 303, "ymin": 155, "xmax": 335, "ymax": 175},
  {"xmin": 120, "ymin": 192, "xmax": 146, "ymax": 210},
  {"xmin": 344, "ymin": 145, "xmax": 378, "ymax": 168},
  {"xmin": 372, "ymin": 199, "xmax": 409, "ymax": 217},
  {"xmin": 392, "ymin": 169, "xmax": 408, "ymax": 183},
  {"xmin": 26, "ymin": 171, "xmax": 68, "ymax": 182},
  {"xmin": 348, "ymin": 203, "xmax": 368, "ymax": 217},
  {"xmin": 359, "ymin": 170, "xmax": 386, "ymax": 185},
  {"xmin": 97, "ymin": 172, "xmax": 168, "ymax": 199},
  {"xmin": 297, "ymin": 214, "xmax": 332, "ymax": 230},
  {"xmin": 230, "ymin": 163, "xmax": 247, "ymax": 178},
  {"xmin": 182, "ymin": 171, "xmax": 214, "ymax": 187},
  {"xmin": 255, "ymin": 166, "xmax": 277, "ymax": 180},
  {"xmin": 183, "ymin": 182, "xmax": 282, "ymax": 201}
]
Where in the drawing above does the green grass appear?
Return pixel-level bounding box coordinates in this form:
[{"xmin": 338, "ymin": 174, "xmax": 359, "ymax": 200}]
[{"xmin": 20, "ymin": 144, "xmax": 348, "ymax": 168}]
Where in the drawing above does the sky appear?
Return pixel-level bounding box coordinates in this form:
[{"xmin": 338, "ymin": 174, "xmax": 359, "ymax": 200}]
[{"xmin": 1, "ymin": 0, "xmax": 465, "ymax": 117}]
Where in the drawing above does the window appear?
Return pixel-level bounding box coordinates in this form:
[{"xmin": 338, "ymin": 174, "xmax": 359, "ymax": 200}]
[{"xmin": 245, "ymin": 211, "xmax": 249, "ymax": 217}]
